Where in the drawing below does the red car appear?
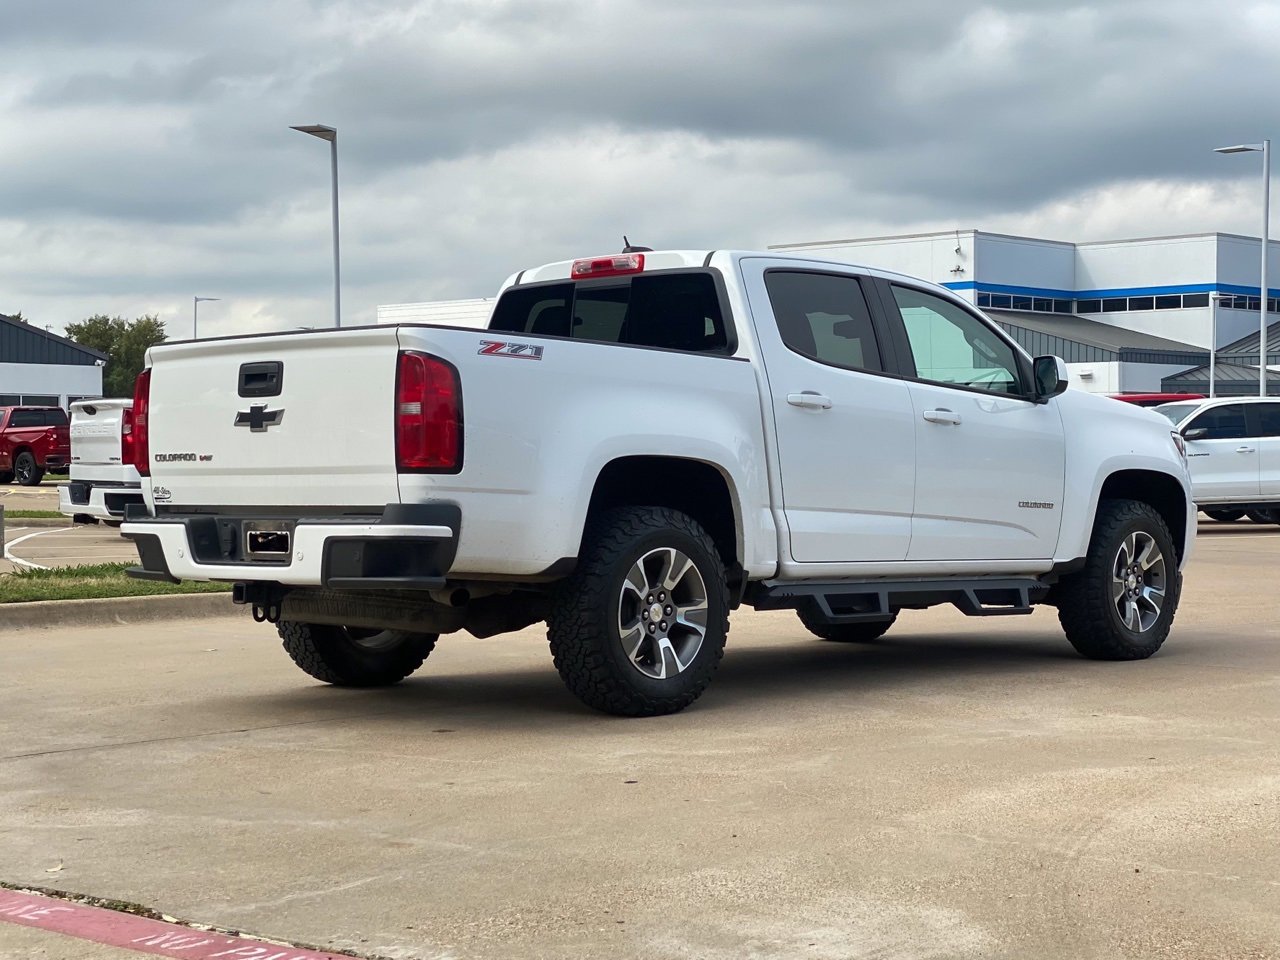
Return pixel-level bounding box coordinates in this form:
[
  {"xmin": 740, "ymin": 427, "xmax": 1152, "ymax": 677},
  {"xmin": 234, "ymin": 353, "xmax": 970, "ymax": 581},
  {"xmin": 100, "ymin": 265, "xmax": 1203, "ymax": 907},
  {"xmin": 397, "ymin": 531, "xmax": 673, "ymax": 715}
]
[
  {"xmin": 0, "ymin": 406, "xmax": 71, "ymax": 486},
  {"xmin": 1110, "ymin": 392, "xmax": 1205, "ymax": 408}
]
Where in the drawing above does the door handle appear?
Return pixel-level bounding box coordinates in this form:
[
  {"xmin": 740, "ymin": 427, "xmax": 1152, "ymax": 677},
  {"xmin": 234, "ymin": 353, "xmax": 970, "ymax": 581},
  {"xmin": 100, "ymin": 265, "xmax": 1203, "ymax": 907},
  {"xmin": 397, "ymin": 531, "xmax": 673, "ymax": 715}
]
[
  {"xmin": 923, "ymin": 408, "xmax": 962, "ymax": 425},
  {"xmin": 787, "ymin": 392, "xmax": 832, "ymax": 410},
  {"xmin": 1237, "ymin": 446, "xmax": 1256, "ymax": 453}
]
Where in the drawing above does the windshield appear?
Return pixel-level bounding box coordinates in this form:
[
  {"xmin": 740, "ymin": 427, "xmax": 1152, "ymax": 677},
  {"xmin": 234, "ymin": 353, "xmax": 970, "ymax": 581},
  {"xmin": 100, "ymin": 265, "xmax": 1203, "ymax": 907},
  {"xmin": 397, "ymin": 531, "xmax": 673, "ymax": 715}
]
[{"xmin": 1153, "ymin": 402, "xmax": 1201, "ymax": 425}]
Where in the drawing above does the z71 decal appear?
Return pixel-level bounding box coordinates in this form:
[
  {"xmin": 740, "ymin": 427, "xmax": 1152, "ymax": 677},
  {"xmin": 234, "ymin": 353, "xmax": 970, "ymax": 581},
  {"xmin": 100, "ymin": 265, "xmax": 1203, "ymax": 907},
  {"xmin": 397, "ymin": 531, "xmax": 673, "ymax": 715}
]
[{"xmin": 478, "ymin": 340, "xmax": 544, "ymax": 360}]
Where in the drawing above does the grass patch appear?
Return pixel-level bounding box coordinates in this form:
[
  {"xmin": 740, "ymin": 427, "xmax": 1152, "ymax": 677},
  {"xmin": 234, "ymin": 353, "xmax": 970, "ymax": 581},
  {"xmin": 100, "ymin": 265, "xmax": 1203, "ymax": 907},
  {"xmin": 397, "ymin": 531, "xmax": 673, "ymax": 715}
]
[
  {"xmin": 3, "ymin": 509, "xmax": 64, "ymax": 519},
  {"xmin": 0, "ymin": 562, "xmax": 232, "ymax": 603}
]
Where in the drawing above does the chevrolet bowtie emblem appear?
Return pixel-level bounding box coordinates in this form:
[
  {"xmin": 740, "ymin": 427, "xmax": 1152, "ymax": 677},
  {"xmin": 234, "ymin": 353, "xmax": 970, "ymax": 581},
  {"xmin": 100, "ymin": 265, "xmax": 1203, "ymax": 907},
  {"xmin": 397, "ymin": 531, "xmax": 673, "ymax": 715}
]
[{"xmin": 234, "ymin": 404, "xmax": 285, "ymax": 432}]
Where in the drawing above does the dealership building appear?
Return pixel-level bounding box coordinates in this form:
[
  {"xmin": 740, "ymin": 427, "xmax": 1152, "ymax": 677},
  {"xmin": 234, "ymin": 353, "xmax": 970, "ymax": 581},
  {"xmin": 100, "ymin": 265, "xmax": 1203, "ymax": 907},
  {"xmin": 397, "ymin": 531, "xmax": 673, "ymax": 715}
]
[
  {"xmin": 0, "ymin": 313, "xmax": 105, "ymax": 408},
  {"xmin": 770, "ymin": 229, "xmax": 1280, "ymax": 396}
]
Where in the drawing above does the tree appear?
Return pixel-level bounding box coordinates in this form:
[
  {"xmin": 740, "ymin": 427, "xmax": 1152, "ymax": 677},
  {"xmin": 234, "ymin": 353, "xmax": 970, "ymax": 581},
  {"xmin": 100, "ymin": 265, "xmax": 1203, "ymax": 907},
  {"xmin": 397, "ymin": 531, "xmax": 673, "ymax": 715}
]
[
  {"xmin": 65, "ymin": 314, "xmax": 167, "ymax": 398},
  {"xmin": 5, "ymin": 311, "xmax": 25, "ymax": 323}
]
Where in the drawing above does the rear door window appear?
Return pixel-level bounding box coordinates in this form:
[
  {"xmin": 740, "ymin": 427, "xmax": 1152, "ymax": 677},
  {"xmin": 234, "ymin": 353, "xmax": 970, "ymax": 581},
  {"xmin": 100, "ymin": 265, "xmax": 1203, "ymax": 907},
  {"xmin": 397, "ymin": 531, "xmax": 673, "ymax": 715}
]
[
  {"xmin": 490, "ymin": 272, "xmax": 730, "ymax": 354},
  {"xmin": 8, "ymin": 410, "xmax": 44, "ymax": 428},
  {"xmin": 1256, "ymin": 402, "xmax": 1280, "ymax": 436},
  {"xmin": 764, "ymin": 271, "xmax": 884, "ymax": 372},
  {"xmin": 1187, "ymin": 404, "xmax": 1247, "ymax": 439}
]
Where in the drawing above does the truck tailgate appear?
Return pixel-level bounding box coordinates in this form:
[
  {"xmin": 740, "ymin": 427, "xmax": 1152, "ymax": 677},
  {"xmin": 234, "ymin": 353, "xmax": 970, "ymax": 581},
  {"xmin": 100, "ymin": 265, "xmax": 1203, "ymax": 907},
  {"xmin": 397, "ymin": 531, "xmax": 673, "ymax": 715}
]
[
  {"xmin": 145, "ymin": 327, "xmax": 402, "ymax": 508},
  {"xmin": 71, "ymin": 399, "xmax": 139, "ymax": 484}
]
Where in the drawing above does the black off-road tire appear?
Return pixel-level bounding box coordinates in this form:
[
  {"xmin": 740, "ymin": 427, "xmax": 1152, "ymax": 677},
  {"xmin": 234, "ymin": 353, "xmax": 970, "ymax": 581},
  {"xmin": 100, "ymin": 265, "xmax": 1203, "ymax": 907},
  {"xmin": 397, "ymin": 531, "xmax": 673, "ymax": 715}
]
[
  {"xmin": 278, "ymin": 621, "xmax": 437, "ymax": 686},
  {"xmin": 797, "ymin": 606, "xmax": 897, "ymax": 643},
  {"xmin": 1203, "ymin": 508, "xmax": 1244, "ymax": 522},
  {"xmin": 1246, "ymin": 508, "xmax": 1276, "ymax": 524},
  {"xmin": 1056, "ymin": 499, "xmax": 1180, "ymax": 661},
  {"xmin": 547, "ymin": 506, "xmax": 729, "ymax": 717},
  {"xmin": 14, "ymin": 452, "xmax": 43, "ymax": 486}
]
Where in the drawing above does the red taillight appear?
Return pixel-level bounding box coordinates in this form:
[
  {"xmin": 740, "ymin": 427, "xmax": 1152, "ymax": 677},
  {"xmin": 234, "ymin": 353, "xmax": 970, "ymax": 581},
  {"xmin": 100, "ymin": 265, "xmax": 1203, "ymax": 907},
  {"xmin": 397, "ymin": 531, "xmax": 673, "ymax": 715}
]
[
  {"xmin": 124, "ymin": 369, "xmax": 151, "ymax": 476},
  {"xmin": 570, "ymin": 253, "xmax": 644, "ymax": 279},
  {"xmin": 395, "ymin": 351, "xmax": 462, "ymax": 472}
]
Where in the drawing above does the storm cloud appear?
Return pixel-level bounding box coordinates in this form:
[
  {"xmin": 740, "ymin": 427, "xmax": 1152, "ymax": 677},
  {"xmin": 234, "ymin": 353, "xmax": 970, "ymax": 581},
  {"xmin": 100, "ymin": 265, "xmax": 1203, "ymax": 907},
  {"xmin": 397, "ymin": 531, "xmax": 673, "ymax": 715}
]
[{"xmin": 0, "ymin": 0, "xmax": 1276, "ymax": 337}]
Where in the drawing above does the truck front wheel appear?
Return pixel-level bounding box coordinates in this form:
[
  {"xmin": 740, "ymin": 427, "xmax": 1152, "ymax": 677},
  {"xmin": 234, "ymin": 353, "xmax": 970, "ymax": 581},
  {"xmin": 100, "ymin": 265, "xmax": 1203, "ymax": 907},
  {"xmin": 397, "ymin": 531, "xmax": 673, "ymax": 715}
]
[
  {"xmin": 1056, "ymin": 499, "xmax": 1181, "ymax": 660},
  {"xmin": 277, "ymin": 621, "xmax": 437, "ymax": 686},
  {"xmin": 547, "ymin": 506, "xmax": 729, "ymax": 717}
]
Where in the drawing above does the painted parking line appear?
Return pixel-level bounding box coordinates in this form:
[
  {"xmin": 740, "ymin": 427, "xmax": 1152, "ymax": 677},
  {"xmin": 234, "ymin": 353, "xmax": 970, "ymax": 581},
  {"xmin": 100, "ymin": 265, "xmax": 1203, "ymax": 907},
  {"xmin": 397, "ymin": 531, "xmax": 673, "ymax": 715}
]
[
  {"xmin": 2, "ymin": 527, "xmax": 73, "ymax": 570},
  {"xmin": 0, "ymin": 889, "xmax": 356, "ymax": 960}
]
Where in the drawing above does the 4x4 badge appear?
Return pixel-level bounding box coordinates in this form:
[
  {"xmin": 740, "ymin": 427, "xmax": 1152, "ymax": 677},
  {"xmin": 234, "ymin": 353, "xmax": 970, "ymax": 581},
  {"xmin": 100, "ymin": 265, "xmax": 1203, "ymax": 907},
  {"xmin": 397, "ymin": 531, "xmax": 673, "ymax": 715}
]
[{"xmin": 234, "ymin": 404, "xmax": 285, "ymax": 432}]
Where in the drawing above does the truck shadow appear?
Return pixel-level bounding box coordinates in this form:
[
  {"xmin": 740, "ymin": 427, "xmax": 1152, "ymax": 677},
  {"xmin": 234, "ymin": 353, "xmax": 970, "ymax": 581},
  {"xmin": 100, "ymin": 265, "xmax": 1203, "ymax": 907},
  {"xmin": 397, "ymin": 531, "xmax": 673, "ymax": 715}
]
[{"xmin": 226, "ymin": 630, "xmax": 1117, "ymax": 727}]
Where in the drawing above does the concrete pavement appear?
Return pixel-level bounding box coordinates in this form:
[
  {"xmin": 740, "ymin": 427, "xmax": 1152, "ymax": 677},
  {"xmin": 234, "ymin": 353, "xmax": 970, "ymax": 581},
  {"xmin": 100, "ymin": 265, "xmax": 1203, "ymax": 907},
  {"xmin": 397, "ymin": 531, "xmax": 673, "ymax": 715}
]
[{"xmin": 1, "ymin": 522, "xmax": 1278, "ymax": 959}]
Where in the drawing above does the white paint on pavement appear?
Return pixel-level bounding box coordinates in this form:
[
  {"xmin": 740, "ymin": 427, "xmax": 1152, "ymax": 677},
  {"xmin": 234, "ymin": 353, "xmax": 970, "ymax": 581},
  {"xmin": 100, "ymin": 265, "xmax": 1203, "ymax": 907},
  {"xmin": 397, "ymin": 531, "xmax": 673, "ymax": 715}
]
[{"xmin": 3, "ymin": 527, "xmax": 74, "ymax": 571}]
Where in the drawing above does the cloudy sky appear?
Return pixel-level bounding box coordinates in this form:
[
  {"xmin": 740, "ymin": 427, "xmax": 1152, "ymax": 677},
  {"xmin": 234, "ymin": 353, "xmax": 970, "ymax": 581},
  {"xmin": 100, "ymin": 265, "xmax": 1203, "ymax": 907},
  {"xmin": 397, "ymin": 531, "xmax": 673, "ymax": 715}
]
[{"xmin": 1, "ymin": 0, "xmax": 1277, "ymax": 339}]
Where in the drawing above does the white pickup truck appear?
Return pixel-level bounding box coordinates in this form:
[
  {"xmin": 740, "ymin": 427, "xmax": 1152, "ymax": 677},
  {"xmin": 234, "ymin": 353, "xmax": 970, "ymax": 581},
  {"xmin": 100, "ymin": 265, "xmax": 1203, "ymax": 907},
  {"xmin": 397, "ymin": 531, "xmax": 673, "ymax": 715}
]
[
  {"xmin": 121, "ymin": 250, "xmax": 1196, "ymax": 716},
  {"xmin": 58, "ymin": 399, "xmax": 145, "ymax": 524}
]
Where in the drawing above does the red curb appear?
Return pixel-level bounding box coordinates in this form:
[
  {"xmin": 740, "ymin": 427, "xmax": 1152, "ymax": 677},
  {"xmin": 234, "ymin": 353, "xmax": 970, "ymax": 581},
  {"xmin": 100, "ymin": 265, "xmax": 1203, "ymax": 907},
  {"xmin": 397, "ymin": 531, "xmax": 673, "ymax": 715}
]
[{"xmin": 0, "ymin": 890, "xmax": 357, "ymax": 960}]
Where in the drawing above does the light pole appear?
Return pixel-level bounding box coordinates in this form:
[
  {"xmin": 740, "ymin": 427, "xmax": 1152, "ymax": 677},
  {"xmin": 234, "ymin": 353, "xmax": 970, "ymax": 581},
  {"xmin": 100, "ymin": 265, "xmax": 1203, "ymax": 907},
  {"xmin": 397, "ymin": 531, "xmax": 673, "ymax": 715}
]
[
  {"xmin": 290, "ymin": 123, "xmax": 341, "ymax": 328},
  {"xmin": 1210, "ymin": 293, "xmax": 1223, "ymax": 398},
  {"xmin": 1215, "ymin": 139, "xmax": 1271, "ymax": 396},
  {"xmin": 193, "ymin": 296, "xmax": 219, "ymax": 339}
]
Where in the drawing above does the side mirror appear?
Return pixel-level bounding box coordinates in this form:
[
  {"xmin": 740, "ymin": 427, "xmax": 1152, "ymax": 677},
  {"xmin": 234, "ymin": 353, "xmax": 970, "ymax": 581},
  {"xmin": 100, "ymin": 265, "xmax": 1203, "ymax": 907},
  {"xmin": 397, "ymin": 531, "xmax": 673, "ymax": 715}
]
[
  {"xmin": 1183, "ymin": 427, "xmax": 1208, "ymax": 441},
  {"xmin": 1033, "ymin": 355, "xmax": 1069, "ymax": 402}
]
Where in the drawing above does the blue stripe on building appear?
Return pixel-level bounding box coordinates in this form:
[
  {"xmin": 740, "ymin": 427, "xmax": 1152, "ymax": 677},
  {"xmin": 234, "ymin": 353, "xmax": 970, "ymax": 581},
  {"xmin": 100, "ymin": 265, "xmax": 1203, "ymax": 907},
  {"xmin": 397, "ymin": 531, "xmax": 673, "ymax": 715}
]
[{"xmin": 942, "ymin": 281, "xmax": 1280, "ymax": 299}]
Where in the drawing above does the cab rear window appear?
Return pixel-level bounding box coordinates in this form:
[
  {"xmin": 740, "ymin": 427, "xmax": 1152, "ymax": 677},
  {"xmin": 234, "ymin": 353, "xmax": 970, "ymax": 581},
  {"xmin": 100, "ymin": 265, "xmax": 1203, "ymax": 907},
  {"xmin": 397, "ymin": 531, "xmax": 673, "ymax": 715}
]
[{"xmin": 489, "ymin": 272, "xmax": 731, "ymax": 354}]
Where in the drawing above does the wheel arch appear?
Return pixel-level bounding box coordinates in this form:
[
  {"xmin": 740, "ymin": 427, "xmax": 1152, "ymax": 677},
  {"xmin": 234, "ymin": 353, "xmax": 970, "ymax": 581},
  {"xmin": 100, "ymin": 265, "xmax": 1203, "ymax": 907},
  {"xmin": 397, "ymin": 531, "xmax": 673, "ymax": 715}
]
[
  {"xmin": 1097, "ymin": 469, "xmax": 1189, "ymax": 563},
  {"xmin": 584, "ymin": 455, "xmax": 744, "ymax": 597}
]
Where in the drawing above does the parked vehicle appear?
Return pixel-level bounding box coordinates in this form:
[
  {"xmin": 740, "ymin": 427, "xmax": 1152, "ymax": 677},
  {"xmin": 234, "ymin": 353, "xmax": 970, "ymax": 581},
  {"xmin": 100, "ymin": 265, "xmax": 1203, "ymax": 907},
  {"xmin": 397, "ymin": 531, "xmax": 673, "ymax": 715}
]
[
  {"xmin": 121, "ymin": 250, "xmax": 1196, "ymax": 715},
  {"xmin": 58, "ymin": 399, "xmax": 144, "ymax": 524},
  {"xmin": 1112, "ymin": 392, "xmax": 1205, "ymax": 407},
  {"xmin": 1154, "ymin": 396, "xmax": 1280, "ymax": 524},
  {"xmin": 0, "ymin": 406, "xmax": 70, "ymax": 486}
]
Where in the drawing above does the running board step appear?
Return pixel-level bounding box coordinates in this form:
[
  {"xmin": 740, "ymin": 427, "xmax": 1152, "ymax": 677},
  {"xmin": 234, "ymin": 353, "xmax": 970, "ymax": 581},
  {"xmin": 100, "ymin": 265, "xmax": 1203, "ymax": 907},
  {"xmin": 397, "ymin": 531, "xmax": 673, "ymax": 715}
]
[{"xmin": 749, "ymin": 577, "xmax": 1047, "ymax": 624}]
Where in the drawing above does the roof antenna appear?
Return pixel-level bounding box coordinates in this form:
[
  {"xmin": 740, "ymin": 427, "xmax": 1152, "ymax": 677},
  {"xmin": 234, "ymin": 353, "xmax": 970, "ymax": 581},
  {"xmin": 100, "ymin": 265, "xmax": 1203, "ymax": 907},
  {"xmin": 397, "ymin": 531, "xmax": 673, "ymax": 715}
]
[{"xmin": 622, "ymin": 235, "xmax": 653, "ymax": 253}]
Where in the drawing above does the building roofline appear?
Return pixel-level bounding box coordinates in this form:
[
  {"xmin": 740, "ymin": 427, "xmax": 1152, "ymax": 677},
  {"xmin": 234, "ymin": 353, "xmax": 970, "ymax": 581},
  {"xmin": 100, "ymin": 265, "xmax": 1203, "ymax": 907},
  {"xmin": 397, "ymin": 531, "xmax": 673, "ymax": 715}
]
[
  {"xmin": 1074, "ymin": 231, "xmax": 1272, "ymax": 246},
  {"xmin": 769, "ymin": 228, "xmax": 981, "ymax": 250},
  {"xmin": 0, "ymin": 314, "xmax": 108, "ymax": 361},
  {"xmin": 770, "ymin": 228, "xmax": 1280, "ymax": 253}
]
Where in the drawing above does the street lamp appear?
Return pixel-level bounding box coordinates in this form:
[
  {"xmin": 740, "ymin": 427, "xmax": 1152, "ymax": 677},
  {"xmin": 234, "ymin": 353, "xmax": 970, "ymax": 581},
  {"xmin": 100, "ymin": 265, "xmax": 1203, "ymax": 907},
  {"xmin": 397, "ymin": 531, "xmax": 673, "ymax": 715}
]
[
  {"xmin": 290, "ymin": 123, "xmax": 341, "ymax": 328},
  {"xmin": 193, "ymin": 296, "xmax": 219, "ymax": 339},
  {"xmin": 1210, "ymin": 293, "xmax": 1224, "ymax": 398},
  {"xmin": 1215, "ymin": 139, "xmax": 1271, "ymax": 396}
]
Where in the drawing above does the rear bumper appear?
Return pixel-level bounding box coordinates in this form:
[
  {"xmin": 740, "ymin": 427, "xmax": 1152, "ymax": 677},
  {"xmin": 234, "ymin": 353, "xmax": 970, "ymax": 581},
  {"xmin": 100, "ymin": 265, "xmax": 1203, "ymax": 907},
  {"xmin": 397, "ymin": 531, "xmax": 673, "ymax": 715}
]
[
  {"xmin": 120, "ymin": 504, "xmax": 460, "ymax": 589},
  {"xmin": 59, "ymin": 481, "xmax": 145, "ymax": 520}
]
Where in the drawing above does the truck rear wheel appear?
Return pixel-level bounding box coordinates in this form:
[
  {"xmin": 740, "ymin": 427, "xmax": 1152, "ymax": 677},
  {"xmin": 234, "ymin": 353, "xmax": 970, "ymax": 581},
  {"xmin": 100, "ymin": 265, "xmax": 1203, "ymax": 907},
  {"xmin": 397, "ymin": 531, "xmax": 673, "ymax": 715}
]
[
  {"xmin": 1246, "ymin": 508, "xmax": 1276, "ymax": 523},
  {"xmin": 797, "ymin": 606, "xmax": 896, "ymax": 643},
  {"xmin": 14, "ymin": 452, "xmax": 43, "ymax": 486},
  {"xmin": 547, "ymin": 506, "xmax": 729, "ymax": 717},
  {"xmin": 277, "ymin": 621, "xmax": 437, "ymax": 686},
  {"xmin": 1056, "ymin": 499, "xmax": 1180, "ymax": 660},
  {"xmin": 1203, "ymin": 508, "xmax": 1244, "ymax": 522}
]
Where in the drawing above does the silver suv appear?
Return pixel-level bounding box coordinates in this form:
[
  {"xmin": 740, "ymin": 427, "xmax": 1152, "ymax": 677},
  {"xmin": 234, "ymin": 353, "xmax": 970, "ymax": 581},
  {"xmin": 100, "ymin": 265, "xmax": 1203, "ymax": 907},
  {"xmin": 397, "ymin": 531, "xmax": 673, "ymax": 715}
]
[{"xmin": 1155, "ymin": 397, "xmax": 1280, "ymax": 523}]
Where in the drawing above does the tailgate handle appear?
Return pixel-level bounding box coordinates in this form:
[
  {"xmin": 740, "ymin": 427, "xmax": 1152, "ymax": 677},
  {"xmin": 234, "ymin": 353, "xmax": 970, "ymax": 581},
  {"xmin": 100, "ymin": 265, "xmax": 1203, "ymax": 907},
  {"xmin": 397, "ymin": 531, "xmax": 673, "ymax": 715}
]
[{"xmin": 238, "ymin": 361, "xmax": 284, "ymax": 398}]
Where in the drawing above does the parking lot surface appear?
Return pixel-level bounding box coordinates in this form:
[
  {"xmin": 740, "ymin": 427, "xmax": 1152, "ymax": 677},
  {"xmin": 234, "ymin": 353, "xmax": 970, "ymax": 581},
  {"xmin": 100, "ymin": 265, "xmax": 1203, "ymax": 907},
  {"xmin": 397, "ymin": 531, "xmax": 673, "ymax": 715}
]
[{"xmin": 2, "ymin": 522, "xmax": 1278, "ymax": 960}]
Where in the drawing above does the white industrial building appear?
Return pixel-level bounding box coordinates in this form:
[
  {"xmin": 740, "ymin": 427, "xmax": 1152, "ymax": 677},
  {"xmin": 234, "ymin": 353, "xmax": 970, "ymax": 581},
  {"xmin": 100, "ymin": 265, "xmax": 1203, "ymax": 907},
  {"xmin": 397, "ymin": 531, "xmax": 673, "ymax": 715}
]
[
  {"xmin": 0, "ymin": 314, "xmax": 105, "ymax": 408},
  {"xmin": 771, "ymin": 230, "xmax": 1280, "ymax": 395}
]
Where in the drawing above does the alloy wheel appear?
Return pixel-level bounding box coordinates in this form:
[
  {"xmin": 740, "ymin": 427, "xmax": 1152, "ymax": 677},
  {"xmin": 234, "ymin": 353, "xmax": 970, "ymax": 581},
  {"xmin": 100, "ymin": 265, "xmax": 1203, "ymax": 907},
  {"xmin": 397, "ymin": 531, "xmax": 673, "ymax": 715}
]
[
  {"xmin": 617, "ymin": 546, "xmax": 709, "ymax": 679},
  {"xmin": 1111, "ymin": 530, "xmax": 1166, "ymax": 633}
]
